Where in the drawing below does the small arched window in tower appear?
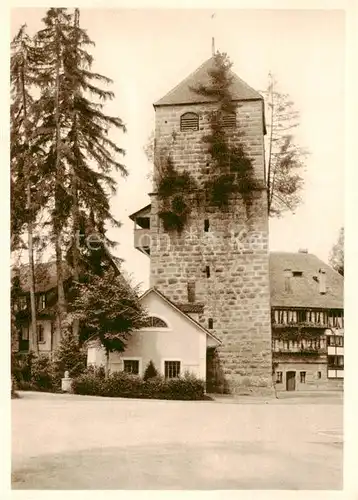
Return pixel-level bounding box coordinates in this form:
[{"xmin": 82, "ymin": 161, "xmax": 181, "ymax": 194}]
[
  {"xmin": 205, "ymin": 266, "xmax": 210, "ymax": 278},
  {"xmin": 222, "ymin": 112, "xmax": 236, "ymax": 128},
  {"xmin": 208, "ymin": 318, "xmax": 214, "ymax": 329},
  {"xmin": 144, "ymin": 316, "xmax": 168, "ymax": 328},
  {"xmin": 180, "ymin": 112, "xmax": 199, "ymax": 132},
  {"xmin": 204, "ymin": 219, "xmax": 210, "ymax": 232}
]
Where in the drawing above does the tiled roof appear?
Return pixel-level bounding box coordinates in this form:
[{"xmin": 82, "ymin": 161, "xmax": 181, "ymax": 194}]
[
  {"xmin": 269, "ymin": 252, "xmax": 343, "ymax": 309},
  {"xmin": 11, "ymin": 261, "xmax": 71, "ymax": 293},
  {"xmin": 176, "ymin": 303, "xmax": 205, "ymax": 314},
  {"xmin": 154, "ymin": 56, "xmax": 263, "ymax": 107}
]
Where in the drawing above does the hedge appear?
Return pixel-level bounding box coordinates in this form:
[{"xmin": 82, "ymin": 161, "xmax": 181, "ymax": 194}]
[
  {"xmin": 72, "ymin": 369, "xmax": 206, "ymax": 400},
  {"xmin": 12, "ymin": 352, "xmax": 207, "ymax": 401}
]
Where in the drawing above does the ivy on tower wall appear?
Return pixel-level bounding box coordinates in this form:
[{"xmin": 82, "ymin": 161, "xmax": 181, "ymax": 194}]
[
  {"xmin": 193, "ymin": 52, "xmax": 259, "ymax": 212},
  {"xmin": 157, "ymin": 52, "xmax": 259, "ymax": 232},
  {"xmin": 156, "ymin": 147, "xmax": 198, "ymax": 232}
]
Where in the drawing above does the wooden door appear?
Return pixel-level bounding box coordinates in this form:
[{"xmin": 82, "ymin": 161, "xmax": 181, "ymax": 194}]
[{"xmin": 286, "ymin": 371, "xmax": 296, "ymax": 391}]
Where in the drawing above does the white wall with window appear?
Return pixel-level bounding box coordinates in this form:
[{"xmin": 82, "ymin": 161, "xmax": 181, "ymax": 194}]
[
  {"xmin": 34, "ymin": 320, "xmax": 52, "ymax": 351},
  {"xmin": 109, "ymin": 357, "xmax": 143, "ymax": 375},
  {"xmin": 163, "ymin": 360, "xmax": 181, "ymax": 379},
  {"xmin": 37, "ymin": 321, "xmax": 52, "ymax": 351},
  {"xmin": 18, "ymin": 320, "xmax": 53, "ymax": 352},
  {"xmin": 87, "ymin": 288, "xmax": 221, "ymax": 380}
]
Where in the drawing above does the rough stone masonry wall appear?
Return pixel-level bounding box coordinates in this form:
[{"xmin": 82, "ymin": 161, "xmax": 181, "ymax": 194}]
[{"xmin": 150, "ymin": 100, "xmax": 273, "ymax": 395}]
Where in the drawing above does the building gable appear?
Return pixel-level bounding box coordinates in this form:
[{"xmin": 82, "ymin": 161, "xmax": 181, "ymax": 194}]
[{"xmin": 139, "ymin": 288, "xmax": 221, "ymax": 346}]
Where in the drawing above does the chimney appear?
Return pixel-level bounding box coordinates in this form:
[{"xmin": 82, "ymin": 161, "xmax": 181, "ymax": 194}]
[
  {"xmin": 319, "ymin": 269, "xmax": 327, "ymax": 294},
  {"xmin": 298, "ymin": 248, "xmax": 308, "ymax": 253},
  {"xmin": 284, "ymin": 269, "xmax": 292, "ymax": 293}
]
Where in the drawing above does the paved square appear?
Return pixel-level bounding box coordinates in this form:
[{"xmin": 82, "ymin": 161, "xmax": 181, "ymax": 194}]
[{"xmin": 12, "ymin": 391, "xmax": 343, "ymax": 489}]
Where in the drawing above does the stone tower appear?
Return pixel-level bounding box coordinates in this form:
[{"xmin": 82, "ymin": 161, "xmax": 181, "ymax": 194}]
[{"xmin": 148, "ymin": 56, "xmax": 272, "ymax": 394}]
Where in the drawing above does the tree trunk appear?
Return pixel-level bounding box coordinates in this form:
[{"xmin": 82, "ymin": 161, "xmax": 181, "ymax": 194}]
[
  {"xmin": 54, "ymin": 17, "xmax": 67, "ymax": 340},
  {"xmin": 20, "ymin": 61, "xmax": 38, "ymax": 354},
  {"xmin": 27, "ymin": 188, "xmax": 38, "ymax": 354},
  {"xmin": 105, "ymin": 349, "xmax": 110, "ymax": 378},
  {"xmin": 70, "ymin": 8, "xmax": 80, "ymax": 340},
  {"xmin": 71, "ymin": 168, "xmax": 80, "ymax": 340},
  {"xmin": 55, "ymin": 232, "xmax": 67, "ymax": 338}
]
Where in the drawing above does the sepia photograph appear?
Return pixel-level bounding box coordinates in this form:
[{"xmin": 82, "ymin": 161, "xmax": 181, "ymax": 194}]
[{"xmin": 10, "ymin": 6, "xmax": 345, "ymax": 491}]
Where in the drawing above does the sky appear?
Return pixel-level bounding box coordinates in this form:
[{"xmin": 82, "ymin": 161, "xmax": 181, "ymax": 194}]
[{"xmin": 11, "ymin": 8, "xmax": 345, "ymax": 290}]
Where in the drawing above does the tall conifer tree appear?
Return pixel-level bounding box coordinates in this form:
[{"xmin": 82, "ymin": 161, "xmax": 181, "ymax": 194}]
[
  {"xmin": 61, "ymin": 7, "xmax": 127, "ymax": 273},
  {"xmin": 34, "ymin": 8, "xmax": 73, "ymax": 336},
  {"xmin": 11, "ymin": 25, "xmax": 40, "ymax": 353},
  {"xmin": 33, "ymin": 8, "xmax": 127, "ymax": 338}
]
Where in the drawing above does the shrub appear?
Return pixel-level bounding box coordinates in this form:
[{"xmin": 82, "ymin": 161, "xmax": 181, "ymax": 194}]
[
  {"xmin": 11, "ymin": 353, "xmax": 22, "ymax": 384},
  {"xmin": 103, "ymin": 371, "xmax": 144, "ymax": 398},
  {"xmin": 85, "ymin": 365, "xmax": 106, "ymax": 378},
  {"xmin": 165, "ymin": 372, "xmax": 205, "ymax": 400},
  {"xmin": 11, "ymin": 375, "xmax": 19, "ymax": 398},
  {"xmin": 53, "ymin": 331, "xmax": 87, "ymax": 379},
  {"xmin": 143, "ymin": 360, "xmax": 158, "ymax": 381},
  {"xmin": 11, "ymin": 351, "xmax": 54, "ymax": 392},
  {"xmin": 71, "ymin": 370, "xmax": 106, "ymax": 396},
  {"xmin": 31, "ymin": 355, "xmax": 55, "ymax": 392},
  {"xmin": 16, "ymin": 380, "xmax": 36, "ymax": 391},
  {"xmin": 72, "ymin": 373, "xmax": 103, "ymax": 396},
  {"xmin": 12, "ymin": 332, "xmax": 88, "ymax": 394},
  {"xmin": 141, "ymin": 376, "xmax": 167, "ymax": 399},
  {"xmin": 11, "ymin": 352, "xmax": 35, "ymax": 384}
]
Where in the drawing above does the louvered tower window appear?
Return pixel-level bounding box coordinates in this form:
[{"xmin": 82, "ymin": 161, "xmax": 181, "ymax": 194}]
[
  {"xmin": 222, "ymin": 112, "xmax": 236, "ymax": 128},
  {"xmin": 180, "ymin": 112, "xmax": 199, "ymax": 131}
]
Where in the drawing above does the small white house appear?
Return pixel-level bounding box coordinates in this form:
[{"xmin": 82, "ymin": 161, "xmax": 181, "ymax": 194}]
[{"xmin": 86, "ymin": 287, "xmax": 221, "ymax": 380}]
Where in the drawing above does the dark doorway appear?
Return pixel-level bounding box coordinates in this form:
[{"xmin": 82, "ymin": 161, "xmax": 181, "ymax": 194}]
[
  {"xmin": 206, "ymin": 347, "xmax": 228, "ymax": 394},
  {"xmin": 206, "ymin": 347, "xmax": 217, "ymax": 393},
  {"xmin": 286, "ymin": 371, "xmax": 296, "ymax": 391}
]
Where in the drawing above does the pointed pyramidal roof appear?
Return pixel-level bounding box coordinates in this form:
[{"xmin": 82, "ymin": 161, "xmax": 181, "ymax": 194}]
[{"xmin": 154, "ymin": 56, "xmax": 263, "ymax": 107}]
